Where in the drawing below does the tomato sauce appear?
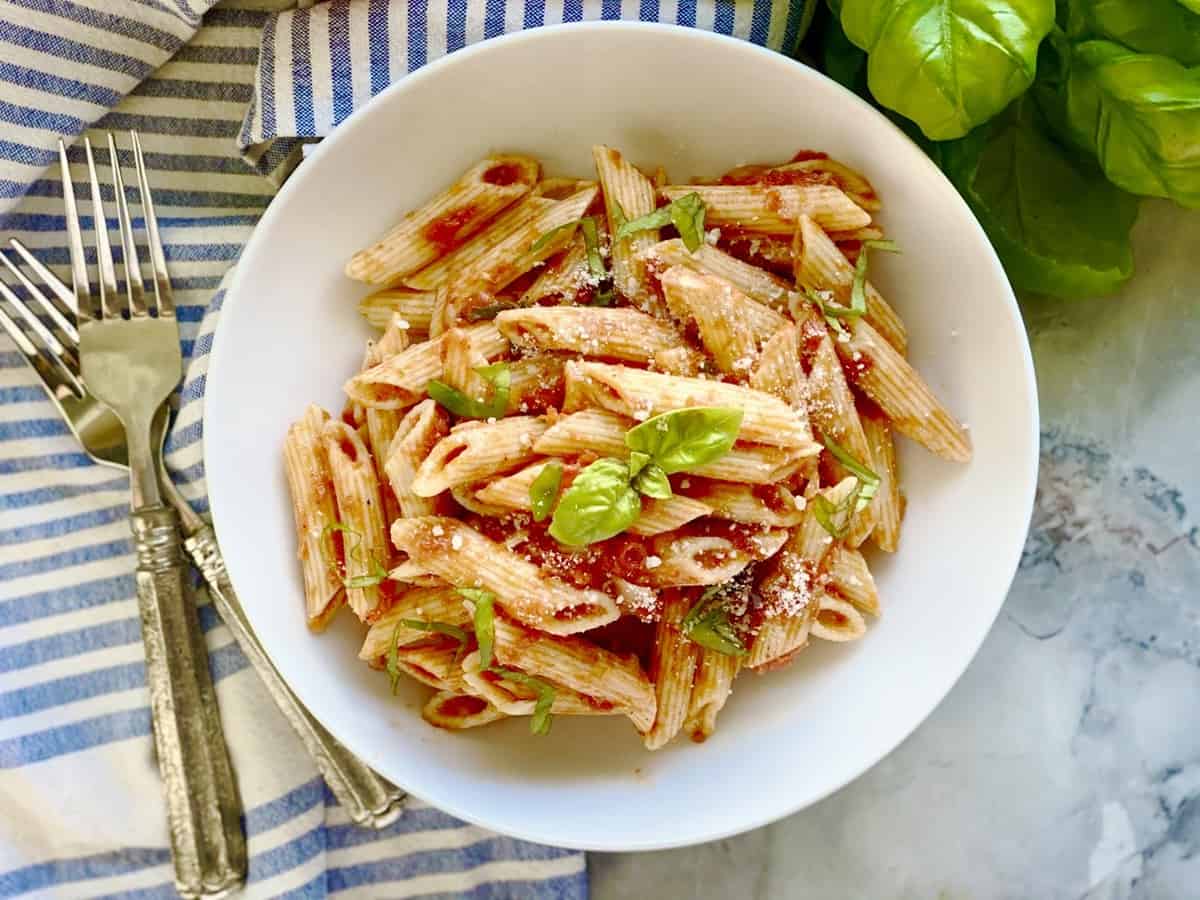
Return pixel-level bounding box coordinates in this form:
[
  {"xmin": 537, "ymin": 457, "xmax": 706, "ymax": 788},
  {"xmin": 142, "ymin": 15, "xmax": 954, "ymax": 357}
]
[
  {"xmin": 483, "ymin": 162, "xmax": 522, "ymax": 186},
  {"xmin": 790, "ymin": 150, "xmax": 829, "ymax": 163},
  {"xmin": 423, "ymin": 205, "xmax": 477, "ymax": 252},
  {"xmin": 752, "ymin": 484, "xmax": 791, "ymax": 514},
  {"xmin": 439, "ymin": 695, "xmax": 489, "ymax": 718}
]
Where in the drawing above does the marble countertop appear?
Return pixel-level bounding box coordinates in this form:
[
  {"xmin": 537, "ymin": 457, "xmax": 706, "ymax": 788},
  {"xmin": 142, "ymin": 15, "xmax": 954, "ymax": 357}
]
[{"xmin": 592, "ymin": 200, "xmax": 1200, "ymax": 899}]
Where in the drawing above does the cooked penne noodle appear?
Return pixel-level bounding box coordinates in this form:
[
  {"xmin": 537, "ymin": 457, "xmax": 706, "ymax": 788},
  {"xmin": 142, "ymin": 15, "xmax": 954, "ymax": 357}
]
[
  {"xmin": 564, "ymin": 361, "xmax": 819, "ymax": 452},
  {"xmin": 793, "ymin": 214, "xmax": 907, "ymax": 354},
  {"xmin": 811, "ymin": 594, "xmax": 868, "ymax": 642},
  {"xmin": 826, "ymin": 544, "xmax": 880, "ymax": 617},
  {"xmin": 496, "ymin": 306, "xmax": 683, "ymax": 364},
  {"xmin": 358, "ymin": 288, "xmax": 436, "ymax": 331},
  {"xmin": 836, "ymin": 317, "xmax": 971, "ymax": 462},
  {"xmin": 520, "ymin": 233, "xmax": 591, "ymax": 306},
  {"xmin": 384, "ymin": 399, "xmax": 450, "ymax": 519},
  {"xmin": 748, "ymin": 477, "xmax": 857, "ymax": 668},
  {"xmin": 593, "ymin": 145, "xmax": 660, "ymax": 309},
  {"xmin": 344, "ymin": 322, "xmax": 507, "ymax": 409},
  {"xmin": 461, "ymin": 651, "xmax": 622, "ymax": 718},
  {"xmin": 644, "ymin": 591, "xmax": 700, "ymax": 749},
  {"xmin": 283, "ymin": 405, "xmax": 344, "ymax": 629},
  {"xmin": 439, "ymin": 326, "xmax": 491, "ymax": 398},
  {"xmin": 533, "ymin": 177, "xmax": 598, "ymax": 199},
  {"xmin": 651, "ymin": 239, "xmax": 793, "ymax": 311},
  {"xmin": 720, "ymin": 232, "xmax": 794, "ymax": 274},
  {"xmin": 750, "ymin": 323, "xmax": 806, "ymax": 409},
  {"xmin": 684, "ymin": 648, "xmax": 740, "ymax": 742},
  {"xmin": 506, "ymin": 356, "xmax": 565, "ymax": 415},
  {"xmin": 628, "ymin": 496, "xmax": 714, "ymax": 536},
  {"xmin": 358, "ymin": 584, "xmax": 470, "ymax": 661},
  {"xmin": 680, "ymin": 480, "xmax": 806, "ymax": 528},
  {"xmin": 364, "ymin": 315, "xmax": 412, "ymax": 524},
  {"xmin": 488, "ymin": 613, "xmax": 656, "ymax": 731},
  {"xmin": 862, "ymin": 414, "xmax": 902, "ymax": 552},
  {"xmin": 393, "ymin": 643, "xmax": 471, "ymax": 693},
  {"xmin": 645, "ymin": 528, "xmax": 789, "ymax": 587},
  {"xmin": 412, "ymin": 417, "xmax": 548, "ymax": 497},
  {"xmin": 661, "ymin": 184, "xmax": 871, "ymax": 233},
  {"xmin": 533, "ymin": 409, "xmax": 811, "ymax": 484},
  {"xmin": 390, "ymin": 517, "xmax": 620, "ymax": 634},
  {"xmin": 347, "ymin": 155, "xmax": 538, "ymax": 285},
  {"xmin": 321, "ymin": 419, "xmax": 389, "ymax": 622},
  {"xmin": 472, "ymin": 459, "xmax": 554, "ymax": 511},
  {"xmin": 422, "ymin": 691, "xmax": 507, "ymax": 730},
  {"xmin": 653, "ymin": 346, "xmax": 703, "ymax": 376},
  {"xmin": 762, "ymin": 157, "xmax": 882, "ymax": 211}
]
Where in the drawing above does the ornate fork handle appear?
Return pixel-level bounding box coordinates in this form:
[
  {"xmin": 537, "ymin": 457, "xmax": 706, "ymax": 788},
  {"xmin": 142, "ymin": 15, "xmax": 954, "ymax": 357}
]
[
  {"xmin": 185, "ymin": 525, "xmax": 406, "ymax": 827},
  {"xmin": 131, "ymin": 507, "xmax": 246, "ymax": 899}
]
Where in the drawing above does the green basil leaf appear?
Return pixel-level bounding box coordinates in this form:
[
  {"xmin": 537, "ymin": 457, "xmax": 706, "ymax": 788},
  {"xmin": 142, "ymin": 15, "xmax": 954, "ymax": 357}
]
[
  {"xmin": 529, "ymin": 221, "xmax": 578, "ymax": 253},
  {"xmin": 627, "ymin": 450, "xmax": 652, "ymax": 478},
  {"xmin": 591, "ymin": 287, "xmax": 617, "ymax": 307},
  {"xmin": 529, "ymin": 461, "xmax": 564, "ymax": 523},
  {"xmin": 1066, "ymin": 0, "xmax": 1200, "ymax": 67},
  {"xmin": 466, "ymin": 300, "xmax": 519, "ymax": 322},
  {"xmin": 811, "ymin": 486, "xmax": 861, "ymax": 539},
  {"xmin": 386, "ymin": 621, "xmax": 403, "ymax": 694},
  {"xmin": 459, "ymin": 588, "xmax": 496, "ymax": 669},
  {"xmin": 940, "ymin": 97, "xmax": 1140, "ymax": 297},
  {"xmin": 821, "ymin": 6, "xmax": 869, "ymax": 93},
  {"xmin": 579, "ymin": 216, "xmax": 606, "ymax": 280},
  {"xmin": 632, "ymin": 463, "xmax": 673, "ymax": 500},
  {"xmin": 490, "ymin": 667, "xmax": 556, "ymax": 735},
  {"xmin": 610, "ymin": 198, "xmax": 628, "ymax": 231},
  {"xmin": 668, "ymin": 192, "xmax": 707, "ymax": 252},
  {"xmin": 427, "ymin": 363, "xmax": 510, "ymax": 419},
  {"xmin": 849, "ymin": 239, "xmax": 900, "ymax": 316},
  {"xmin": 398, "ymin": 618, "xmax": 470, "ymax": 644},
  {"xmin": 548, "ymin": 457, "xmax": 641, "ymax": 546},
  {"xmin": 1061, "ymin": 40, "xmax": 1200, "ymax": 208},
  {"xmin": 840, "ymin": 0, "xmax": 1056, "ymax": 140},
  {"xmin": 624, "ymin": 407, "xmax": 744, "ymax": 475},
  {"xmin": 614, "ymin": 205, "xmax": 673, "ymax": 239},
  {"xmin": 1177, "ymin": 0, "xmax": 1200, "ymax": 14},
  {"xmin": 323, "ymin": 521, "xmax": 388, "ymax": 588},
  {"xmin": 682, "ymin": 585, "xmax": 747, "ymax": 656},
  {"xmin": 820, "ymin": 433, "xmax": 880, "ymax": 513}
]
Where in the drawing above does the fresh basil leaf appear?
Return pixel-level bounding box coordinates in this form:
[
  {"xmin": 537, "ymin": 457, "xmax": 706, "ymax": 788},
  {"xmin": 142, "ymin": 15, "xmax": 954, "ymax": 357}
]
[
  {"xmin": 627, "ymin": 450, "xmax": 652, "ymax": 478},
  {"xmin": 668, "ymin": 193, "xmax": 707, "ymax": 252},
  {"xmin": 811, "ymin": 485, "xmax": 861, "ymax": 538},
  {"xmin": 548, "ymin": 457, "xmax": 641, "ymax": 546},
  {"xmin": 399, "ymin": 619, "xmax": 470, "ymax": 662},
  {"xmin": 427, "ymin": 363, "xmax": 510, "ymax": 419},
  {"xmin": 820, "ymin": 432, "xmax": 880, "ymax": 513},
  {"xmin": 529, "ymin": 461, "xmax": 564, "ymax": 523},
  {"xmin": 632, "ymin": 463, "xmax": 673, "ymax": 500},
  {"xmin": 529, "ymin": 221, "xmax": 578, "ymax": 253},
  {"xmin": 1066, "ymin": 0, "xmax": 1200, "ymax": 67},
  {"xmin": 849, "ymin": 239, "xmax": 900, "ymax": 316},
  {"xmin": 624, "ymin": 407, "xmax": 744, "ymax": 475},
  {"xmin": 459, "ymin": 588, "xmax": 496, "ymax": 669},
  {"xmin": 386, "ymin": 621, "xmax": 403, "ymax": 694},
  {"xmin": 1177, "ymin": 0, "xmax": 1200, "ymax": 14},
  {"xmin": 1061, "ymin": 40, "xmax": 1200, "ymax": 207},
  {"xmin": 840, "ymin": 0, "xmax": 1056, "ymax": 139},
  {"xmin": 614, "ymin": 206, "xmax": 673, "ymax": 239},
  {"xmin": 682, "ymin": 585, "xmax": 747, "ymax": 656},
  {"xmin": 489, "ymin": 667, "xmax": 556, "ymax": 735},
  {"xmin": 579, "ymin": 216, "xmax": 606, "ymax": 280},
  {"xmin": 940, "ymin": 97, "xmax": 1139, "ymax": 297}
]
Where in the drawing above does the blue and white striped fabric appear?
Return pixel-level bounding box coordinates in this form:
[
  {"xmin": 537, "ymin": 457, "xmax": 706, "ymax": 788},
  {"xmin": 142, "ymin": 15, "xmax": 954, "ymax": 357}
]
[{"xmin": 0, "ymin": 0, "xmax": 801, "ymax": 895}]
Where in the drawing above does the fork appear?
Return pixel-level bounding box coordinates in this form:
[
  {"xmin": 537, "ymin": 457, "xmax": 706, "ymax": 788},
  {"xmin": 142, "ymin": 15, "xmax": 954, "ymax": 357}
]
[
  {"xmin": 61, "ymin": 133, "xmax": 247, "ymax": 899},
  {"xmin": 0, "ymin": 137, "xmax": 404, "ymax": 829}
]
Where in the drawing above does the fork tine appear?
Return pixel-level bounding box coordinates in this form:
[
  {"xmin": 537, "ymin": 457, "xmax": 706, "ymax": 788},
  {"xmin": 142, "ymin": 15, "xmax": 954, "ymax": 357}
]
[
  {"xmin": 10, "ymin": 238, "xmax": 75, "ymax": 313},
  {"xmin": 108, "ymin": 133, "xmax": 149, "ymax": 318},
  {"xmin": 58, "ymin": 140, "xmax": 91, "ymax": 321},
  {"xmin": 0, "ymin": 250, "xmax": 79, "ymax": 348},
  {"xmin": 131, "ymin": 131, "xmax": 173, "ymax": 317},
  {"xmin": 0, "ymin": 281, "xmax": 83, "ymax": 396},
  {"xmin": 83, "ymin": 136, "xmax": 121, "ymax": 319}
]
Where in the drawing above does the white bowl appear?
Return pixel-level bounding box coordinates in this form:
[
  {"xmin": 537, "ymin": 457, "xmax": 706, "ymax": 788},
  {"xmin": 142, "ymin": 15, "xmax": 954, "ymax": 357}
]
[{"xmin": 206, "ymin": 22, "xmax": 1038, "ymax": 851}]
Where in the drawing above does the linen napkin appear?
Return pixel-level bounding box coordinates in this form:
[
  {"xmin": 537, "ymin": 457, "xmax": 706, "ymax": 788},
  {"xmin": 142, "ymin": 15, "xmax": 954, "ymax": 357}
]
[{"xmin": 0, "ymin": 0, "xmax": 804, "ymax": 895}]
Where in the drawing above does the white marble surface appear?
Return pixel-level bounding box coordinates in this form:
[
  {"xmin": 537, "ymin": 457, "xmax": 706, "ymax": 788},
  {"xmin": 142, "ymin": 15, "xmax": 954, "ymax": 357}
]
[{"xmin": 592, "ymin": 200, "xmax": 1200, "ymax": 899}]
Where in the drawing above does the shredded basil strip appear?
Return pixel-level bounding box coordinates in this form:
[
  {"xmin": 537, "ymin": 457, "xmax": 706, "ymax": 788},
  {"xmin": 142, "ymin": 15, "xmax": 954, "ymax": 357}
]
[
  {"xmin": 529, "ymin": 221, "xmax": 577, "ymax": 254},
  {"xmin": 490, "ymin": 666, "xmax": 556, "ymax": 735},
  {"xmin": 820, "ymin": 433, "xmax": 880, "ymax": 513},
  {"xmin": 811, "ymin": 485, "xmax": 862, "ymax": 539},
  {"xmin": 427, "ymin": 363, "xmax": 510, "ymax": 419},
  {"xmin": 850, "ymin": 239, "xmax": 901, "ymax": 317},
  {"xmin": 529, "ymin": 461, "xmax": 564, "ymax": 523},
  {"xmin": 466, "ymin": 300, "xmax": 519, "ymax": 322},
  {"xmin": 682, "ymin": 585, "xmax": 747, "ymax": 656},
  {"xmin": 398, "ymin": 619, "xmax": 469, "ymax": 644},
  {"xmin": 579, "ymin": 217, "xmax": 605, "ymax": 279},
  {"xmin": 616, "ymin": 192, "xmax": 708, "ymax": 252},
  {"xmin": 386, "ymin": 620, "xmax": 403, "ymax": 694},
  {"xmin": 459, "ymin": 588, "xmax": 496, "ymax": 669},
  {"xmin": 322, "ymin": 521, "xmax": 388, "ymax": 588}
]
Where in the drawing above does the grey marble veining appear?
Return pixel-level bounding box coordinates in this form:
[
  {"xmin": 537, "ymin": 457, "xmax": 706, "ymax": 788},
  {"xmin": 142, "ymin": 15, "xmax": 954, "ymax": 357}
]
[{"xmin": 593, "ymin": 200, "xmax": 1200, "ymax": 899}]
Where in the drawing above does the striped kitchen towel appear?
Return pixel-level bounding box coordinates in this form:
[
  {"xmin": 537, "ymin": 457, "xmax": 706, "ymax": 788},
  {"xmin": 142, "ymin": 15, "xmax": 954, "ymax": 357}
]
[{"xmin": 0, "ymin": 0, "xmax": 811, "ymax": 896}]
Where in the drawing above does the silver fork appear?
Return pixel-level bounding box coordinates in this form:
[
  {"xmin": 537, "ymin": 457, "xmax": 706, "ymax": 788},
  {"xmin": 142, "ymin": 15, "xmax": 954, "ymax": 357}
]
[
  {"xmin": 65, "ymin": 133, "xmax": 246, "ymax": 899},
  {"xmin": 0, "ymin": 137, "xmax": 404, "ymax": 828}
]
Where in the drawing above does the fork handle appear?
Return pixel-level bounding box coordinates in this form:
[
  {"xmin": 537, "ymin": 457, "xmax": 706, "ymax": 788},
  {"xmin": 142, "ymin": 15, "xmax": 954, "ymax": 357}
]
[
  {"xmin": 184, "ymin": 524, "xmax": 406, "ymax": 828},
  {"xmin": 131, "ymin": 506, "xmax": 247, "ymax": 899}
]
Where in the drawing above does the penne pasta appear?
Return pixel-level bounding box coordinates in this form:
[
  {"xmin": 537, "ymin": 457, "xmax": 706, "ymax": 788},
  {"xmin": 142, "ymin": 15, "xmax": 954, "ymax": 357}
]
[
  {"xmin": 461, "ymin": 651, "xmax": 622, "ymax": 719},
  {"xmin": 644, "ymin": 591, "xmax": 700, "ymax": 749},
  {"xmin": 506, "ymin": 355, "xmax": 565, "ymax": 415},
  {"xmin": 533, "ymin": 409, "xmax": 811, "ymax": 484},
  {"xmin": 644, "ymin": 527, "xmax": 789, "ymax": 587},
  {"xmin": 826, "ymin": 544, "xmax": 880, "ymax": 617},
  {"xmin": 684, "ymin": 648, "xmax": 740, "ymax": 742},
  {"xmin": 422, "ymin": 691, "xmax": 507, "ymax": 730},
  {"xmin": 593, "ymin": 145, "xmax": 660, "ymax": 310},
  {"xmin": 393, "ymin": 643, "xmax": 471, "ymax": 693},
  {"xmin": 628, "ymin": 496, "xmax": 714, "ymax": 536},
  {"xmin": 439, "ymin": 326, "xmax": 491, "ymax": 398},
  {"xmin": 472, "ymin": 459, "xmax": 555, "ymax": 512},
  {"xmin": 390, "ymin": 517, "xmax": 620, "ymax": 634},
  {"xmin": 412, "ymin": 417, "xmax": 548, "ymax": 497},
  {"xmin": 793, "ymin": 214, "xmax": 907, "ymax": 354},
  {"xmin": 283, "ymin": 405, "xmax": 344, "ymax": 629},
  {"xmin": 661, "ymin": 183, "xmax": 871, "ymax": 234},
  {"xmin": 347, "ymin": 155, "xmax": 538, "ymax": 285},
  {"xmin": 358, "ymin": 288, "xmax": 436, "ymax": 331},
  {"xmin": 496, "ymin": 306, "xmax": 684, "ymax": 364},
  {"xmin": 678, "ymin": 480, "xmax": 806, "ymax": 528},
  {"xmin": 811, "ymin": 594, "xmax": 868, "ymax": 642},
  {"xmin": 520, "ymin": 232, "xmax": 591, "ymax": 306},
  {"xmin": 384, "ymin": 399, "xmax": 450, "ymax": 518},
  {"xmin": 651, "ymin": 238, "xmax": 793, "ymax": 311},
  {"xmin": 750, "ymin": 323, "xmax": 806, "ymax": 409},
  {"xmin": 862, "ymin": 413, "xmax": 902, "ymax": 552},
  {"xmin": 358, "ymin": 584, "xmax": 470, "ymax": 661},
  {"xmin": 564, "ymin": 360, "xmax": 819, "ymax": 452}
]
